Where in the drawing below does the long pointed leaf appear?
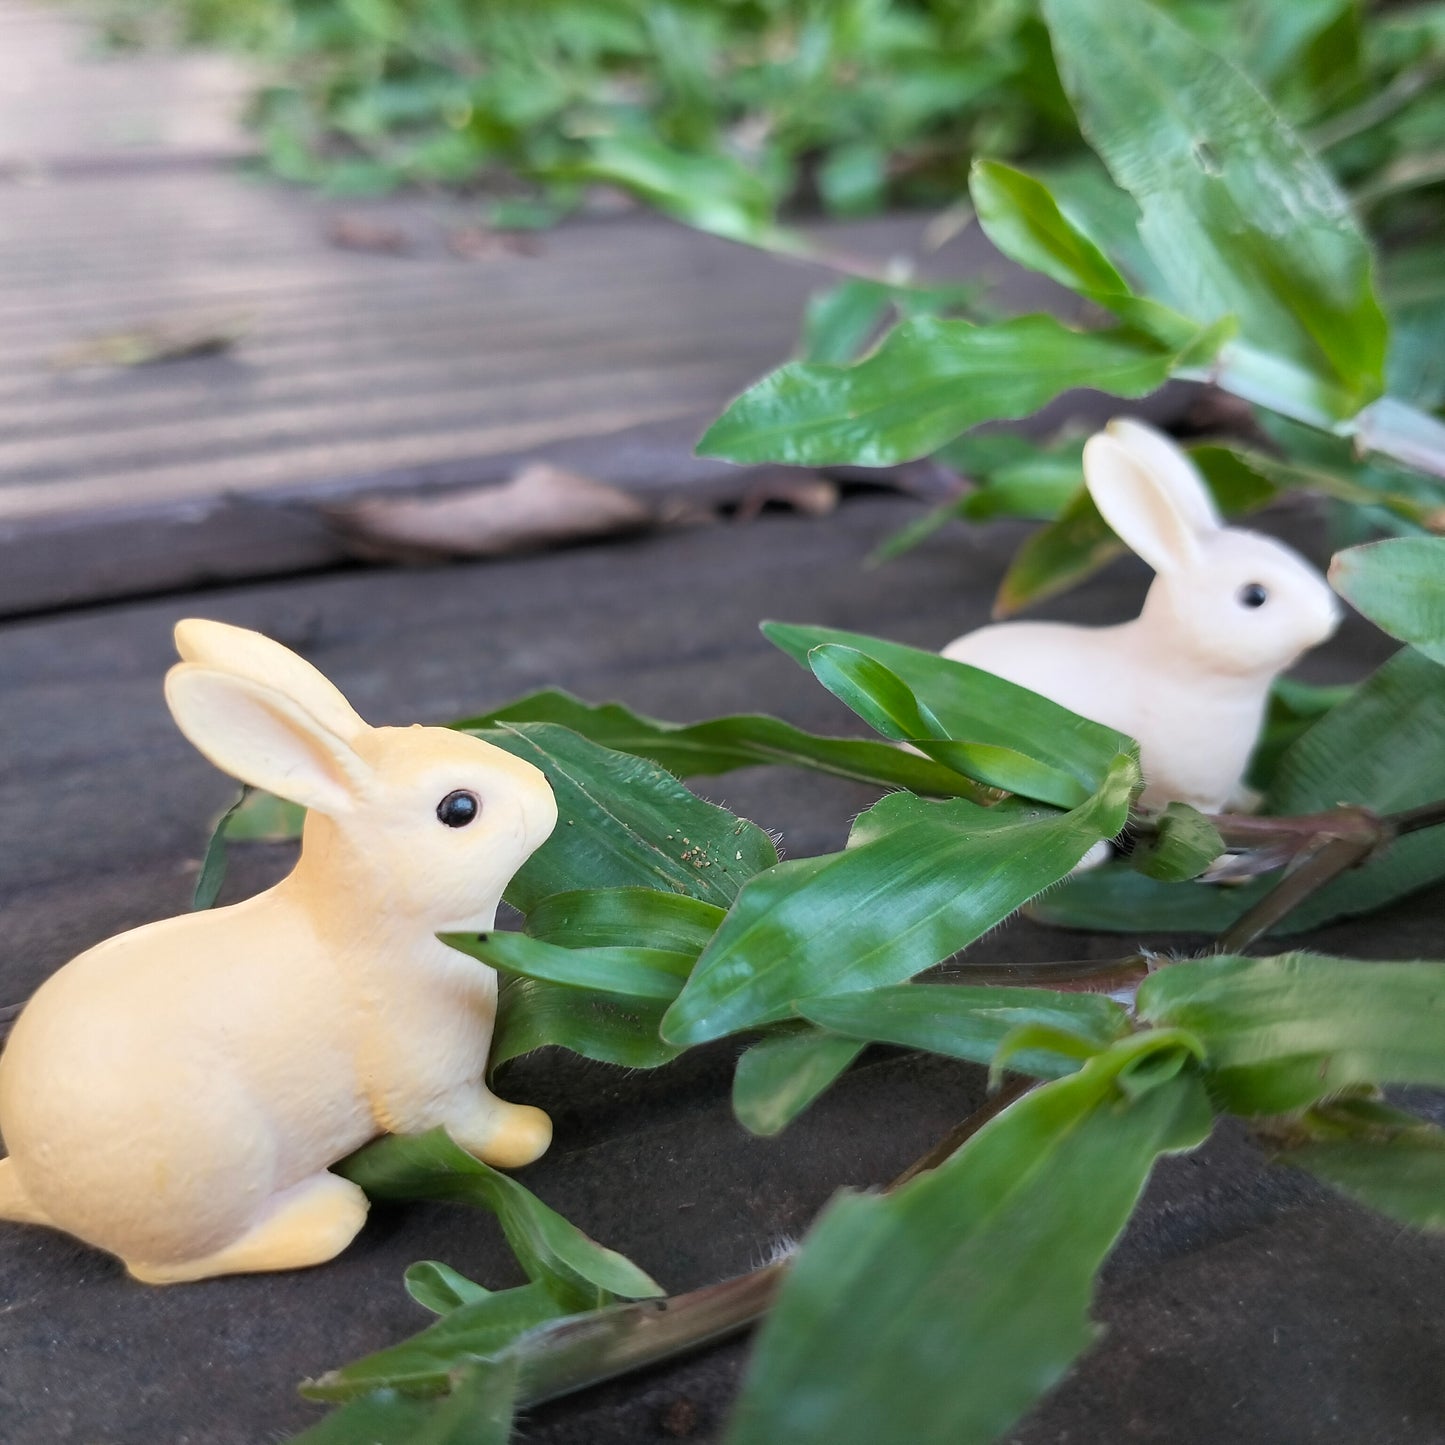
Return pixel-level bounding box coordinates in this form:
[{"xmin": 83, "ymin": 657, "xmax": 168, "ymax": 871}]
[
  {"xmin": 724, "ymin": 1043, "xmax": 1212, "ymax": 1445},
  {"xmin": 662, "ymin": 756, "xmax": 1137, "ymax": 1046},
  {"xmin": 765, "ymin": 622, "xmax": 1132, "ymax": 797},
  {"xmin": 697, "ymin": 315, "xmax": 1197, "ymax": 468},
  {"xmin": 465, "ymin": 688, "xmax": 989, "ymax": 799},
  {"xmin": 1137, "ymin": 952, "xmax": 1445, "ymax": 1114},
  {"xmin": 1041, "ymin": 0, "xmax": 1387, "ymax": 411}
]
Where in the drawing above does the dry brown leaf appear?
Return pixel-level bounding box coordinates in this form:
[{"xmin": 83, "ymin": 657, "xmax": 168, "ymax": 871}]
[
  {"xmin": 733, "ymin": 470, "xmax": 839, "ymax": 522},
  {"xmin": 447, "ymin": 226, "xmax": 545, "ymax": 261},
  {"xmin": 322, "ymin": 463, "xmax": 654, "ymax": 563},
  {"xmin": 51, "ymin": 313, "xmax": 252, "ymax": 369},
  {"xmin": 325, "ymin": 214, "xmax": 412, "ymax": 255}
]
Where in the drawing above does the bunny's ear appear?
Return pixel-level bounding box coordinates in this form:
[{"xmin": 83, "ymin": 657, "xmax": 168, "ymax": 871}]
[
  {"xmin": 1104, "ymin": 418, "xmax": 1221, "ymax": 533},
  {"xmin": 1084, "ymin": 428, "xmax": 1207, "ymax": 575},
  {"xmin": 165, "ymin": 664, "xmax": 369, "ymax": 816},
  {"xmin": 173, "ymin": 619, "xmax": 366, "ymax": 744}
]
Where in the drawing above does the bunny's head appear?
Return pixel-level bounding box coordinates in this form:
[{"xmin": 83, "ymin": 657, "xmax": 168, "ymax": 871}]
[
  {"xmin": 1084, "ymin": 419, "xmax": 1341, "ymax": 677},
  {"xmin": 164, "ymin": 620, "xmax": 557, "ymax": 930}
]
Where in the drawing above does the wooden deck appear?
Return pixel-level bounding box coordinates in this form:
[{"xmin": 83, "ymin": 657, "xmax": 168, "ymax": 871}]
[
  {"xmin": 2, "ymin": 493, "xmax": 1441, "ymax": 1445},
  {"xmin": 3, "ymin": 7, "xmax": 1444, "ymax": 1445}
]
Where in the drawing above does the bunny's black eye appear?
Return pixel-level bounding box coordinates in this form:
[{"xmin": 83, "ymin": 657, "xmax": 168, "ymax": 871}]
[
  {"xmin": 437, "ymin": 790, "xmax": 480, "ymax": 827},
  {"xmin": 1237, "ymin": 583, "xmax": 1268, "ymax": 609}
]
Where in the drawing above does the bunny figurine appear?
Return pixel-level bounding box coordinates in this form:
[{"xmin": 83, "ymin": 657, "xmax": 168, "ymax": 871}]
[
  {"xmin": 0, "ymin": 620, "xmax": 558, "ymax": 1284},
  {"xmin": 943, "ymin": 418, "xmax": 1341, "ymax": 813}
]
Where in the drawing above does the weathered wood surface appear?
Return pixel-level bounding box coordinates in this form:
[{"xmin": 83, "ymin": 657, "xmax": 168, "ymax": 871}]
[
  {"xmin": 1, "ymin": 495, "xmax": 1441, "ymax": 1445},
  {"xmin": 0, "ymin": 1, "xmax": 1160, "ymax": 617}
]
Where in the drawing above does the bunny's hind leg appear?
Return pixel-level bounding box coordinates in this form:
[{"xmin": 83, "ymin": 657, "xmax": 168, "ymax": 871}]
[
  {"xmin": 441, "ymin": 1086, "xmax": 552, "ymax": 1169},
  {"xmin": 126, "ymin": 1171, "xmax": 369, "ymax": 1284}
]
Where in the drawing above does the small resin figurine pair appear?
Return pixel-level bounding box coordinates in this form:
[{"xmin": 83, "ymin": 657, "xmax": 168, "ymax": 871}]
[{"xmin": 0, "ymin": 421, "xmax": 1338, "ymax": 1284}]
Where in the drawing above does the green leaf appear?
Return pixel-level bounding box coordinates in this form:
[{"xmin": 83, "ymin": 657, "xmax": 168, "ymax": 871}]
[
  {"xmin": 577, "ymin": 135, "xmax": 791, "ymax": 249},
  {"xmin": 764, "ymin": 622, "xmax": 1133, "ymax": 801},
  {"xmin": 724, "ymin": 1041, "xmax": 1212, "ymax": 1445},
  {"xmin": 994, "ymin": 484, "xmax": 1124, "ymax": 617},
  {"xmin": 969, "ymin": 159, "xmax": 1197, "ymax": 347},
  {"xmin": 192, "ymin": 788, "xmax": 249, "ymax": 911},
  {"xmin": 1137, "ymin": 952, "xmax": 1445, "ymax": 1115},
  {"xmin": 1247, "ymin": 675, "xmax": 1355, "ymax": 793},
  {"xmin": 304, "ymin": 1285, "xmax": 561, "ymax": 1401},
  {"xmin": 732, "ymin": 1028, "xmax": 865, "ymax": 1137},
  {"xmin": 220, "ymin": 787, "xmax": 306, "ymax": 841},
  {"xmin": 817, "ymin": 142, "xmax": 888, "ymax": 216},
  {"xmin": 1330, "ymin": 538, "xmax": 1445, "ymax": 664},
  {"xmin": 524, "ymin": 888, "xmax": 724, "ymax": 953},
  {"xmin": 1041, "ymin": 0, "xmax": 1387, "ymax": 413},
  {"xmin": 1267, "ymin": 646, "xmax": 1445, "ymax": 816},
  {"xmin": 491, "ymin": 976, "xmax": 683, "ymax": 1071},
  {"xmin": 447, "ymin": 932, "xmax": 692, "ymax": 1002},
  {"xmin": 336, "ymin": 1130, "xmax": 663, "ymax": 1308},
  {"xmin": 661, "ymin": 755, "xmax": 1137, "ymax": 1046},
  {"xmin": 1130, "ymin": 802, "xmax": 1225, "ymax": 882},
  {"xmin": 466, "ymin": 688, "xmax": 989, "ymax": 801},
  {"xmin": 806, "ymin": 644, "xmax": 1088, "ymax": 805},
  {"xmin": 293, "ymin": 1356, "xmax": 520, "ymax": 1443},
  {"xmin": 801, "ymin": 280, "xmax": 894, "ymax": 365},
  {"xmin": 473, "ymin": 723, "xmax": 778, "ymax": 912},
  {"xmin": 405, "ymin": 1261, "xmax": 492, "ymax": 1315},
  {"xmin": 1288, "ymin": 1133, "xmax": 1445, "ymax": 1232},
  {"xmin": 797, "ymin": 983, "xmax": 1129, "ymax": 1078},
  {"xmin": 697, "ymin": 315, "xmax": 1189, "ymax": 468},
  {"xmin": 1280, "ymin": 1102, "xmax": 1445, "ymax": 1232}
]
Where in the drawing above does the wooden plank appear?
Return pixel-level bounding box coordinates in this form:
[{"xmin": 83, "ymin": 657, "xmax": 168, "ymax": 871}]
[{"xmin": 0, "ymin": 497, "xmax": 1437, "ymax": 1445}]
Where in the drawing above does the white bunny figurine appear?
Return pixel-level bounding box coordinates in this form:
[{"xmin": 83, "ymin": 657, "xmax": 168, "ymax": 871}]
[
  {"xmin": 943, "ymin": 418, "xmax": 1341, "ymax": 813},
  {"xmin": 0, "ymin": 619, "xmax": 557, "ymax": 1284}
]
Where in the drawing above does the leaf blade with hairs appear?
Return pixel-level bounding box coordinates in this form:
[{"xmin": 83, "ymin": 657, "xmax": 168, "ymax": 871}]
[
  {"xmin": 764, "ymin": 622, "xmax": 1133, "ymax": 799},
  {"xmin": 336, "ymin": 1130, "xmax": 662, "ymax": 1308},
  {"xmin": 732, "ymin": 1029, "xmax": 866, "ymax": 1137},
  {"xmin": 797, "ymin": 984, "xmax": 1128, "ymax": 1078},
  {"xmin": 662, "ymin": 756, "xmax": 1136, "ymax": 1046},
  {"xmin": 474, "ymin": 722, "xmax": 778, "ymax": 912},
  {"xmin": 724, "ymin": 1043, "xmax": 1212, "ymax": 1445},
  {"xmin": 1137, "ymin": 953, "xmax": 1445, "ymax": 1114},
  {"xmin": 464, "ymin": 689, "xmax": 989, "ymax": 800}
]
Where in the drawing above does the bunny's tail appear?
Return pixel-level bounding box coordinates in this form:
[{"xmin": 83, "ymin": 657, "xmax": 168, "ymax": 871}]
[{"xmin": 0, "ymin": 1157, "xmax": 49, "ymax": 1226}]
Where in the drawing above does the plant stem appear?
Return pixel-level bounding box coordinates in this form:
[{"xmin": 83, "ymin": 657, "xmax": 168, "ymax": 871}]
[
  {"xmin": 937, "ymin": 956, "xmax": 1149, "ymax": 993},
  {"xmin": 507, "ymin": 1083, "xmax": 1031, "ymax": 1408},
  {"xmin": 1210, "ymin": 794, "xmax": 1445, "ymax": 953},
  {"xmin": 1308, "ymin": 58, "xmax": 1445, "ymax": 152},
  {"xmin": 1215, "ymin": 834, "xmax": 1375, "ymax": 954},
  {"xmin": 514, "ymin": 1263, "xmax": 789, "ymax": 1409}
]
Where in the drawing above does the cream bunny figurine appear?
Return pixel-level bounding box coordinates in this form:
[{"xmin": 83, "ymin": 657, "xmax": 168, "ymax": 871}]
[
  {"xmin": 0, "ymin": 620, "xmax": 557, "ymax": 1284},
  {"xmin": 943, "ymin": 419, "xmax": 1341, "ymax": 813}
]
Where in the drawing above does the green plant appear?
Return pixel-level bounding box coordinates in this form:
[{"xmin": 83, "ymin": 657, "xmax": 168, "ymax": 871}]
[
  {"xmin": 106, "ymin": 0, "xmax": 1445, "ymax": 1435},
  {"xmin": 192, "ymin": 526, "xmax": 1445, "ymax": 1443}
]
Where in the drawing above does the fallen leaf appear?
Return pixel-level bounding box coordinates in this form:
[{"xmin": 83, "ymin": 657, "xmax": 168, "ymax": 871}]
[
  {"xmin": 447, "ymin": 225, "xmax": 545, "ymax": 260},
  {"xmin": 322, "ymin": 463, "xmax": 655, "ymax": 563},
  {"xmin": 733, "ymin": 470, "xmax": 839, "ymax": 521},
  {"xmin": 51, "ymin": 314, "xmax": 252, "ymax": 369},
  {"xmin": 325, "ymin": 214, "xmax": 412, "ymax": 255}
]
